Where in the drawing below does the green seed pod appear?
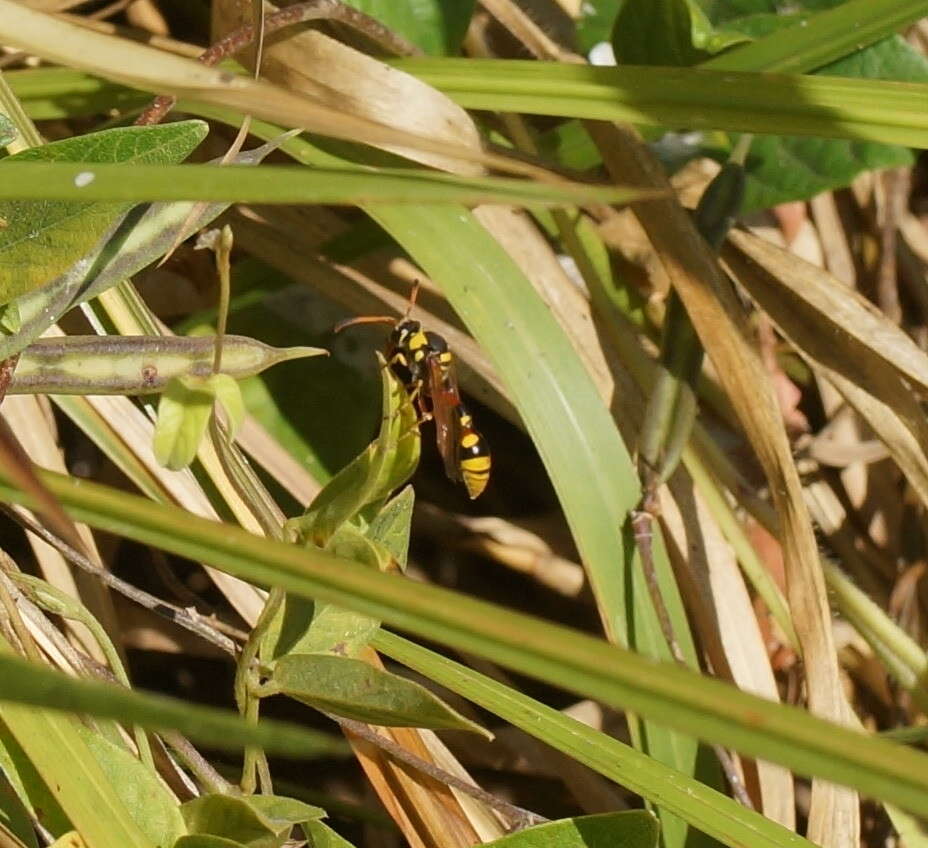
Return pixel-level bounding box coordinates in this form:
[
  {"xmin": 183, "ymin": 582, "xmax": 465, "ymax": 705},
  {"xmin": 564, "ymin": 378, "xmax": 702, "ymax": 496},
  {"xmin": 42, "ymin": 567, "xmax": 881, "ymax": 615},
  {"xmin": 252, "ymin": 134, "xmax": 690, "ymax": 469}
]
[{"xmin": 11, "ymin": 334, "xmax": 326, "ymax": 395}]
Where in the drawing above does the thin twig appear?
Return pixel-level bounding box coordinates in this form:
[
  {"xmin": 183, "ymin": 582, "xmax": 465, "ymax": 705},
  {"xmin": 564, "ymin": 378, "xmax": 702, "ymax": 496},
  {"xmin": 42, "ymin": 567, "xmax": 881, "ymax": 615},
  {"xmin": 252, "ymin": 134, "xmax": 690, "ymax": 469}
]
[
  {"xmin": 631, "ymin": 497, "xmax": 755, "ymax": 810},
  {"xmin": 0, "ymin": 505, "xmax": 239, "ymax": 657},
  {"xmin": 135, "ymin": 0, "xmax": 422, "ymax": 127}
]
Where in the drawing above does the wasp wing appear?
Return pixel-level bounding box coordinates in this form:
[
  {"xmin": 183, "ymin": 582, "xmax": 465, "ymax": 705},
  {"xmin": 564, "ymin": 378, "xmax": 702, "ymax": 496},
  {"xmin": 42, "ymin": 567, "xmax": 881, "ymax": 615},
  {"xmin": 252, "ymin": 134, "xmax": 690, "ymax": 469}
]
[{"xmin": 425, "ymin": 352, "xmax": 463, "ymax": 483}]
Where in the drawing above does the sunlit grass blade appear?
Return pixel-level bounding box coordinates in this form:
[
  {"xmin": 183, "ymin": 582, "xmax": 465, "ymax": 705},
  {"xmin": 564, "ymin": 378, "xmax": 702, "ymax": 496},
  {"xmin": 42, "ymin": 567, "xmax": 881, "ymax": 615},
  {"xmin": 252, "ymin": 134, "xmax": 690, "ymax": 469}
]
[
  {"xmin": 374, "ymin": 631, "xmax": 811, "ymax": 848},
  {"xmin": 702, "ymin": 0, "xmax": 928, "ymax": 73},
  {"xmin": 3, "ymin": 469, "xmax": 928, "ymax": 819},
  {"xmin": 393, "ymin": 59, "xmax": 928, "ymax": 147},
  {"xmin": 0, "ymin": 161, "xmax": 643, "ymax": 207},
  {"xmin": 0, "ymin": 648, "xmax": 348, "ymax": 758}
]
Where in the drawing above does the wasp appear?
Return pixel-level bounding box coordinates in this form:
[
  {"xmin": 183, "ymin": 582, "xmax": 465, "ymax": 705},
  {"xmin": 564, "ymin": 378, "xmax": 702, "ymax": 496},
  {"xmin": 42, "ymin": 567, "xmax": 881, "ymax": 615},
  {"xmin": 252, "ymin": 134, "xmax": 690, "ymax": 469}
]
[{"xmin": 335, "ymin": 287, "xmax": 491, "ymax": 499}]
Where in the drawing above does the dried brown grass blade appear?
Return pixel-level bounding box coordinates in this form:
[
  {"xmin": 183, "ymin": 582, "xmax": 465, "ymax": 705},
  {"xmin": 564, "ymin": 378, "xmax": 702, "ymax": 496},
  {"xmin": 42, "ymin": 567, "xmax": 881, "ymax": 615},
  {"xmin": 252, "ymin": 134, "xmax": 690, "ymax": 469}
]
[{"xmin": 586, "ymin": 120, "xmax": 857, "ymax": 846}]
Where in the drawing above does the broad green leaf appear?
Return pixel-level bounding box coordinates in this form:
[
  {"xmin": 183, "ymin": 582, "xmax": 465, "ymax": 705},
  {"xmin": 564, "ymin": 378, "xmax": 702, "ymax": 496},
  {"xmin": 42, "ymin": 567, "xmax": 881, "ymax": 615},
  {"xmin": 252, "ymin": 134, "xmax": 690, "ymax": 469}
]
[
  {"xmin": 262, "ymin": 486, "xmax": 417, "ymax": 664},
  {"xmin": 367, "ymin": 485, "xmax": 415, "ymax": 571},
  {"xmin": 0, "ymin": 650, "xmax": 347, "ymax": 759},
  {"xmin": 260, "ymin": 591, "xmax": 381, "ymax": 663},
  {"xmin": 484, "ymin": 811, "xmax": 659, "ymax": 848},
  {"xmin": 181, "ymin": 795, "xmax": 285, "ymax": 848},
  {"xmin": 301, "ymin": 821, "xmax": 355, "ymax": 848},
  {"xmin": 577, "ymin": 0, "xmax": 622, "ymax": 54},
  {"xmin": 295, "ymin": 363, "xmax": 419, "ymax": 547},
  {"xmin": 711, "ymin": 19, "xmax": 928, "ymax": 212},
  {"xmin": 611, "ymin": 0, "xmax": 750, "ymax": 66},
  {"xmin": 208, "ymin": 373, "xmax": 245, "ymax": 438},
  {"xmin": 153, "ymin": 377, "xmax": 216, "ymax": 471},
  {"xmin": 243, "ymin": 796, "xmax": 325, "ymax": 828},
  {"xmin": 0, "ymin": 770, "xmax": 39, "ymax": 848},
  {"xmin": 734, "ymin": 133, "xmax": 911, "ymax": 212},
  {"xmin": 343, "ymin": 0, "xmax": 476, "ymax": 55},
  {"xmin": 0, "ymin": 133, "xmax": 302, "ymax": 361},
  {"xmin": 76, "ymin": 726, "xmax": 186, "ymax": 848},
  {"xmin": 0, "ymin": 121, "xmax": 206, "ymax": 305},
  {"xmin": 268, "ymin": 653, "xmax": 489, "ymax": 736}
]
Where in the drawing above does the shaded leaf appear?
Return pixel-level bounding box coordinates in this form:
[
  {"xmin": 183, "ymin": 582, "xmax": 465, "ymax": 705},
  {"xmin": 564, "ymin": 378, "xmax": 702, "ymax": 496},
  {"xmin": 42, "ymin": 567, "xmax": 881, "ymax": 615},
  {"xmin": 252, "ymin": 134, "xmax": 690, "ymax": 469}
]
[
  {"xmin": 342, "ymin": 0, "xmax": 475, "ymax": 55},
  {"xmin": 611, "ymin": 0, "xmax": 750, "ymax": 66},
  {"xmin": 0, "ymin": 121, "xmax": 206, "ymax": 305},
  {"xmin": 366, "ymin": 485, "xmax": 415, "ymax": 572},
  {"xmin": 484, "ymin": 811, "xmax": 659, "ymax": 848},
  {"xmin": 296, "ymin": 362, "xmax": 419, "ymax": 547},
  {"xmin": 269, "ymin": 653, "xmax": 489, "ymax": 736},
  {"xmin": 181, "ymin": 794, "xmax": 287, "ymax": 848}
]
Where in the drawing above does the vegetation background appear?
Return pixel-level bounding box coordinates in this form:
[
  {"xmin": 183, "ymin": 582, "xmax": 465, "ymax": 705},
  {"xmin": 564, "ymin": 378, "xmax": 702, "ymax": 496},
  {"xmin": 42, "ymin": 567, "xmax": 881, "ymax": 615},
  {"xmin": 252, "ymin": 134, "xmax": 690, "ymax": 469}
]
[{"xmin": 1, "ymin": 1, "xmax": 928, "ymax": 847}]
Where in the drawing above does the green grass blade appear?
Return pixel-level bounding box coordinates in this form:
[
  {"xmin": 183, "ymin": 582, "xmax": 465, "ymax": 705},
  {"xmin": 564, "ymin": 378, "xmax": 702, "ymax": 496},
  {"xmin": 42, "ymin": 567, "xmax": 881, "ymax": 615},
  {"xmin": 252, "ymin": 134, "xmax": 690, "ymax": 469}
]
[
  {"xmin": 374, "ymin": 631, "xmax": 811, "ymax": 848},
  {"xmin": 702, "ymin": 0, "xmax": 928, "ymax": 73},
  {"xmin": 0, "ymin": 161, "xmax": 642, "ymax": 206},
  {"xmin": 4, "ymin": 469, "xmax": 928, "ymax": 819},
  {"xmin": 0, "ymin": 649, "xmax": 348, "ymax": 758},
  {"xmin": 393, "ymin": 59, "xmax": 928, "ymax": 147},
  {"xmin": 0, "ymin": 637, "xmax": 154, "ymax": 848}
]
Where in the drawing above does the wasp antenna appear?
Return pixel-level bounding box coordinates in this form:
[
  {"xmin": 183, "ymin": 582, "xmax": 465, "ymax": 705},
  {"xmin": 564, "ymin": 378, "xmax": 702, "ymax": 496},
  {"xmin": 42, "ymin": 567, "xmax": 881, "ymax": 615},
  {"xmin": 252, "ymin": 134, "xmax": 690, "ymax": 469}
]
[
  {"xmin": 403, "ymin": 280, "xmax": 422, "ymax": 319},
  {"xmin": 333, "ymin": 315, "xmax": 396, "ymax": 334}
]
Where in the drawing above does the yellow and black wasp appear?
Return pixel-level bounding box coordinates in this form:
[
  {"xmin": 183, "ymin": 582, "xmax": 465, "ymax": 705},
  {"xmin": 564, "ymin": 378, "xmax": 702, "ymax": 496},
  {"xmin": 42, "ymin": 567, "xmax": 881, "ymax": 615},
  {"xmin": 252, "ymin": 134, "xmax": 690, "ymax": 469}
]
[{"xmin": 336, "ymin": 287, "xmax": 491, "ymax": 499}]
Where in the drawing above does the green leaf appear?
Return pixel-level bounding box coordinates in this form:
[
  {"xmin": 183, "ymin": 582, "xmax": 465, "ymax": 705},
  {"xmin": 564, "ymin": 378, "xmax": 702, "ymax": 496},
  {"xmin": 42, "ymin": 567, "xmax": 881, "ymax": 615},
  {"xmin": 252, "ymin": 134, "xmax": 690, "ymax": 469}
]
[
  {"xmin": 301, "ymin": 821, "xmax": 356, "ymax": 848},
  {"xmin": 295, "ymin": 362, "xmax": 419, "ymax": 547},
  {"xmin": 268, "ymin": 653, "xmax": 490, "ymax": 736},
  {"xmin": 342, "ymin": 0, "xmax": 476, "ymax": 55},
  {"xmin": 712, "ymin": 19, "xmax": 928, "ymax": 212},
  {"xmin": 243, "ymin": 797, "xmax": 325, "ymax": 832},
  {"xmin": 76, "ymin": 726, "xmax": 186, "ymax": 848},
  {"xmin": 0, "ymin": 133, "xmax": 305, "ymax": 361},
  {"xmin": 261, "ymin": 591, "xmax": 381, "ymax": 663},
  {"xmin": 735, "ymin": 133, "xmax": 912, "ymax": 212},
  {"xmin": 181, "ymin": 795, "xmax": 285, "ymax": 848},
  {"xmin": 0, "ymin": 121, "xmax": 206, "ymax": 306},
  {"xmin": 367, "ymin": 485, "xmax": 415, "ymax": 572},
  {"xmin": 610, "ymin": 0, "xmax": 750, "ymax": 66},
  {"xmin": 208, "ymin": 373, "xmax": 245, "ymax": 438},
  {"xmin": 484, "ymin": 812, "xmax": 659, "ymax": 848},
  {"xmin": 577, "ymin": 0, "xmax": 622, "ymax": 54},
  {"xmin": 153, "ymin": 377, "xmax": 216, "ymax": 471}
]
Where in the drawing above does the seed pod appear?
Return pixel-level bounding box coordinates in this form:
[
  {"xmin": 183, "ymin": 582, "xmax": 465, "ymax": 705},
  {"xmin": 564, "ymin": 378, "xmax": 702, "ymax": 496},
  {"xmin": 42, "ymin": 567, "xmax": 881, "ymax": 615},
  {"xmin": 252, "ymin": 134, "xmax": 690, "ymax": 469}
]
[{"xmin": 11, "ymin": 334, "xmax": 326, "ymax": 395}]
